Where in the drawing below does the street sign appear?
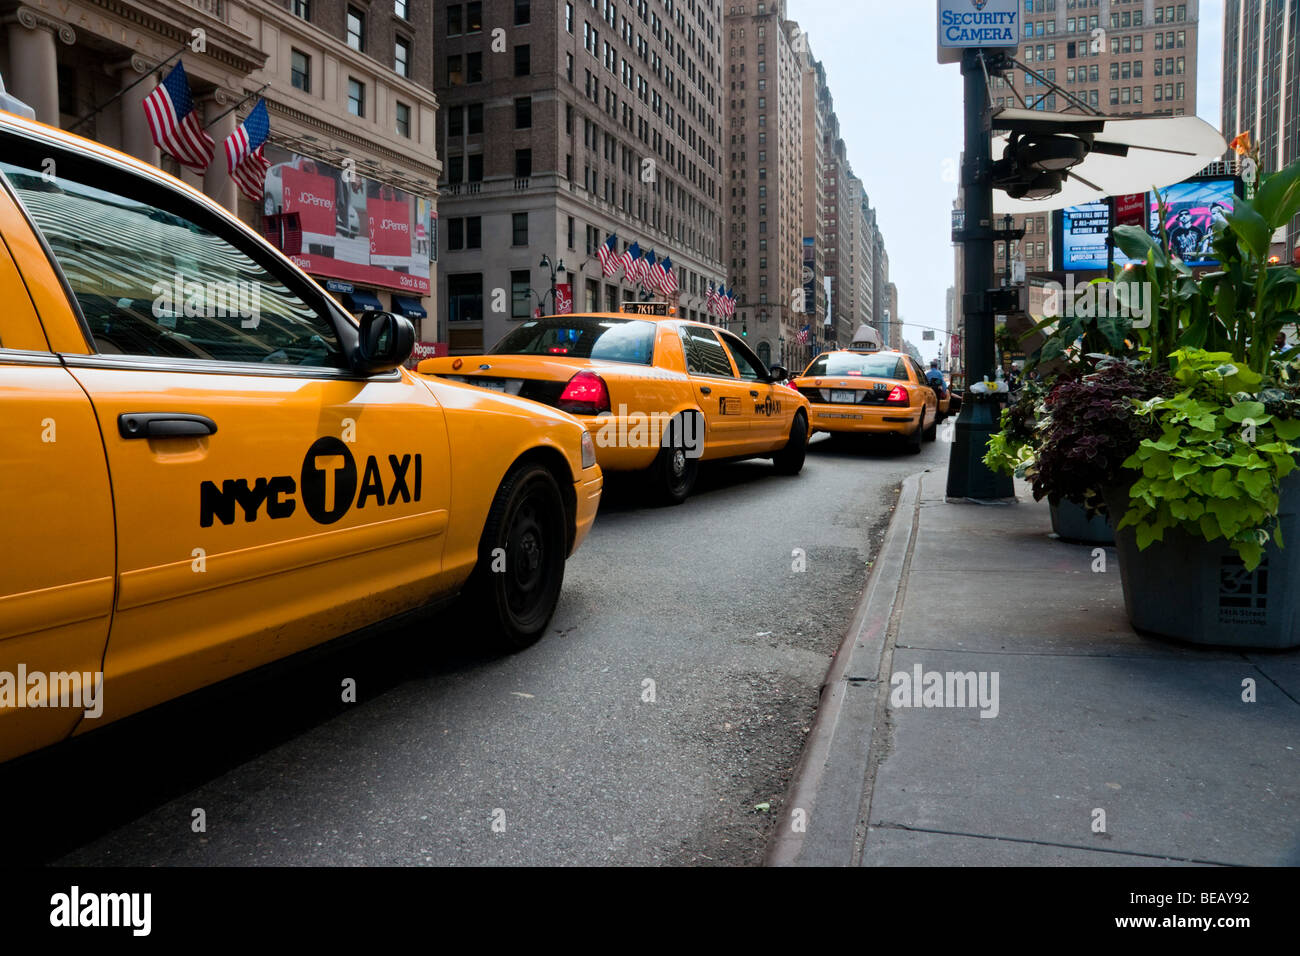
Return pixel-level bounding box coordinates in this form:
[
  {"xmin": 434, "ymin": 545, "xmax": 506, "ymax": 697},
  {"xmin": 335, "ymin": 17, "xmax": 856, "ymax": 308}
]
[{"xmin": 937, "ymin": 0, "xmax": 1020, "ymax": 65}]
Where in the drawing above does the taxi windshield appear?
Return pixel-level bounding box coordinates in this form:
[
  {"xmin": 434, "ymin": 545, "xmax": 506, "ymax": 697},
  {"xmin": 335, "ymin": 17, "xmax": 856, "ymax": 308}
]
[
  {"xmin": 491, "ymin": 317, "xmax": 656, "ymax": 365},
  {"xmin": 805, "ymin": 353, "xmax": 907, "ymax": 380}
]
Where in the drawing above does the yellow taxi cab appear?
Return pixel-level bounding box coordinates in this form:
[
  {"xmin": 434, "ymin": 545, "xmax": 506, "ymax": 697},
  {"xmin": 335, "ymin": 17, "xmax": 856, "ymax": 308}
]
[
  {"xmin": 418, "ymin": 303, "xmax": 811, "ymax": 504},
  {"xmin": 790, "ymin": 349, "xmax": 940, "ymax": 453},
  {"xmin": 0, "ymin": 112, "xmax": 601, "ymax": 765}
]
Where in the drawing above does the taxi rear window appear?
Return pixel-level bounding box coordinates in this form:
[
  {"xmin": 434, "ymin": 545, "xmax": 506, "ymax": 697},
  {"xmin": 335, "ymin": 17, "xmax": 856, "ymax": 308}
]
[
  {"xmin": 805, "ymin": 353, "xmax": 908, "ymax": 380},
  {"xmin": 491, "ymin": 317, "xmax": 655, "ymax": 365}
]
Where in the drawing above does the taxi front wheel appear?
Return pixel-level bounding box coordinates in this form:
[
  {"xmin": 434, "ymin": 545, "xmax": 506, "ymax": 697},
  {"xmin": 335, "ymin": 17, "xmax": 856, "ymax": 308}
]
[
  {"xmin": 461, "ymin": 462, "xmax": 567, "ymax": 651},
  {"xmin": 772, "ymin": 412, "xmax": 808, "ymax": 476}
]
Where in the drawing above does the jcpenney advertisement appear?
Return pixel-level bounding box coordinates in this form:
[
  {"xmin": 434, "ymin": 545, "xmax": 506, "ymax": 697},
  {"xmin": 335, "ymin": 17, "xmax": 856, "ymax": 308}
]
[{"xmin": 262, "ymin": 145, "xmax": 433, "ymax": 295}]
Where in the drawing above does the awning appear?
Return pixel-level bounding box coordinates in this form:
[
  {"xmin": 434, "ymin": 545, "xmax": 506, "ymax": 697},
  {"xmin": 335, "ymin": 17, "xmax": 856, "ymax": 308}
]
[
  {"xmin": 342, "ymin": 290, "xmax": 384, "ymax": 313},
  {"xmin": 392, "ymin": 295, "xmax": 427, "ymax": 319}
]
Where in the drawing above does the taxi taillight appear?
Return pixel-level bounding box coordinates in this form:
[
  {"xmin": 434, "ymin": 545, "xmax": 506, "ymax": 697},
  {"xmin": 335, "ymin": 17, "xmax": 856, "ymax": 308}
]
[
  {"xmin": 885, "ymin": 385, "xmax": 909, "ymax": 405},
  {"xmin": 558, "ymin": 371, "xmax": 611, "ymax": 415}
]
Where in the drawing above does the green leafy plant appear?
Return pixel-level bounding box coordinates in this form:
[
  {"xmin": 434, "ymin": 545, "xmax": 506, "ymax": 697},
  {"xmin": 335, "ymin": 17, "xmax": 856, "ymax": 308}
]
[
  {"xmin": 1120, "ymin": 349, "xmax": 1300, "ymax": 569},
  {"xmin": 984, "ymin": 377, "xmax": 1051, "ymax": 477}
]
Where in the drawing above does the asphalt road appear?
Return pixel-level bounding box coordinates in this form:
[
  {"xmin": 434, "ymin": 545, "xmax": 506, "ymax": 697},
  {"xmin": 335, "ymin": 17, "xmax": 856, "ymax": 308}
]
[{"xmin": 8, "ymin": 430, "xmax": 949, "ymax": 866}]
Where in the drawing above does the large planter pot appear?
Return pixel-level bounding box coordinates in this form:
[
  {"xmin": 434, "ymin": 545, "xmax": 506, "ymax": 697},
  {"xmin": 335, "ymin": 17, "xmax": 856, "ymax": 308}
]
[
  {"xmin": 1050, "ymin": 499, "xmax": 1114, "ymax": 545},
  {"xmin": 1105, "ymin": 478, "xmax": 1300, "ymax": 649}
]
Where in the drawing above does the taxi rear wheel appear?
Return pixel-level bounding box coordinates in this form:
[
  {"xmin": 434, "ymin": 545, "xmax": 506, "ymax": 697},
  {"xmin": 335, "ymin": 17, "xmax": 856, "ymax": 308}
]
[
  {"xmin": 463, "ymin": 462, "xmax": 567, "ymax": 650},
  {"xmin": 773, "ymin": 412, "xmax": 808, "ymax": 475},
  {"xmin": 649, "ymin": 441, "xmax": 699, "ymax": 506},
  {"xmin": 905, "ymin": 411, "xmax": 925, "ymax": 455}
]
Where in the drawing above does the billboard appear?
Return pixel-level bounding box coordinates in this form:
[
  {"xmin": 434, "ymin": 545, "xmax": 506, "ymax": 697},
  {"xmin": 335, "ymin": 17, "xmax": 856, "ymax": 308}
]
[
  {"xmin": 1150, "ymin": 179, "xmax": 1236, "ymax": 267},
  {"xmin": 1056, "ymin": 178, "xmax": 1239, "ymax": 272},
  {"xmin": 262, "ymin": 145, "xmax": 432, "ymax": 295}
]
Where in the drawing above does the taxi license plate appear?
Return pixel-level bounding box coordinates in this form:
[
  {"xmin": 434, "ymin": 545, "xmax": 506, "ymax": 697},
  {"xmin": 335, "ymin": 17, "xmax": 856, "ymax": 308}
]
[
  {"xmin": 831, "ymin": 389, "xmax": 856, "ymax": 404},
  {"xmin": 473, "ymin": 378, "xmax": 508, "ymax": 391}
]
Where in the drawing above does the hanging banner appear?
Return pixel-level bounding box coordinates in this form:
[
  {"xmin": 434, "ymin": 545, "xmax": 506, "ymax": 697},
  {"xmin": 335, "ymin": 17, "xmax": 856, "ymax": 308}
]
[{"xmin": 554, "ymin": 283, "xmax": 573, "ymax": 315}]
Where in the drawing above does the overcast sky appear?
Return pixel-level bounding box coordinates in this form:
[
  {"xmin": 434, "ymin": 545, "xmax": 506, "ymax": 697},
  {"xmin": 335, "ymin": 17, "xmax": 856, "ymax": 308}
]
[{"xmin": 792, "ymin": 0, "xmax": 1226, "ymax": 360}]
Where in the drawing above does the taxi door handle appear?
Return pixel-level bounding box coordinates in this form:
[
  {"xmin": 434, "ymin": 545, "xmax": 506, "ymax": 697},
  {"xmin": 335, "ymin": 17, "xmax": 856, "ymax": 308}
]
[
  {"xmin": 750, "ymin": 390, "xmax": 760, "ymax": 397},
  {"xmin": 699, "ymin": 386, "xmax": 712, "ymax": 395},
  {"xmin": 118, "ymin": 412, "xmax": 218, "ymax": 439}
]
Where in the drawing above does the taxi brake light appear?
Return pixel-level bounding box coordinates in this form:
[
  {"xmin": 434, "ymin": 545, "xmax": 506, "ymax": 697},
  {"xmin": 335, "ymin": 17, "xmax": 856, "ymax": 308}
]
[
  {"xmin": 885, "ymin": 385, "xmax": 909, "ymax": 405},
  {"xmin": 558, "ymin": 371, "xmax": 611, "ymax": 415}
]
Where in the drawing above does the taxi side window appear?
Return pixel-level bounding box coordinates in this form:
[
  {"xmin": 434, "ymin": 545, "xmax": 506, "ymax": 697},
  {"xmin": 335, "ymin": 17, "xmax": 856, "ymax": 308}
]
[
  {"xmin": 680, "ymin": 327, "xmax": 735, "ymax": 378},
  {"xmin": 719, "ymin": 331, "xmax": 766, "ymax": 381},
  {"xmin": 0, "ymin": 159, "xmax": 346, "ymax": 369}
]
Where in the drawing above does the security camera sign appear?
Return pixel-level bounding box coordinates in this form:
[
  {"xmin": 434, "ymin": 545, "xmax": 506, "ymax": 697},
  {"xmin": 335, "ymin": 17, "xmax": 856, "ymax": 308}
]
[{"xmin": 937, "ymin": 0, "xmax": 1020, "ymax": 64}]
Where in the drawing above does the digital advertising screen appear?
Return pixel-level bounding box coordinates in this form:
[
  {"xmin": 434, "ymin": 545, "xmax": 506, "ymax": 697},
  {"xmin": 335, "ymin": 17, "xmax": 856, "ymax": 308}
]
[{"xmin": 1149, "ymin": 178, "xmax": 1236, "ymax": 267}]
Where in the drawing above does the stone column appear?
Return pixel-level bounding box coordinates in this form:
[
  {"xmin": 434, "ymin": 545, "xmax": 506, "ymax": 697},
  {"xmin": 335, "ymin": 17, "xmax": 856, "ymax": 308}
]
[
  {"xmin": 118, "ymin": 56, "xmax": 160, "ymax": 166},
  {"xmin": 6, "ymin": 7, "xmax": 74, "ymax": 126},
  {"xmin": 203, "ymin": 93, "xmax": 238, "ymax": 212}
]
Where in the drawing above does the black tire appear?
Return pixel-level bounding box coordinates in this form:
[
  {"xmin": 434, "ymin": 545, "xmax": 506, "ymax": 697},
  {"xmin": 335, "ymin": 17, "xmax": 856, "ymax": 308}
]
[
  {"xmin": 924, "ymin": 409, "xmax": 938, "ymax": 442},
  {"xmin": 462, "ymin": 462, "xmax": 568, "ymax": 651},
  {"xmin": 773, "ymin": 412, "xmax": 809, "ymax": 475},
  {"xmin": 648, "ymin": 437, "xmax": 699, "ymax": 505},
  {"xmin": 905, "ymin": 411, "xmax": 925, "ymax": 455}
]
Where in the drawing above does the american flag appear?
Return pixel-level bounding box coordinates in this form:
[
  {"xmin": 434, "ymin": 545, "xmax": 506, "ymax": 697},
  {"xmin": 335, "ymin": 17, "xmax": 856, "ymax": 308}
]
[
  {"xmin": 620, "ymin": 241, "xmax": 641, "ymax": 281},
  {"xmin": 142, "ymin": 62, "xmax": 215, "ymax": 173},
  {"xmin": 223, "ymin": 98, "xmax": 272, "ymax": 202},
  {"xmin": 648, "ymin": 254, "xmax": 668, "ymax": 293},
  {"xmin": 724, "ymin": 287, "xmax": 736, "ymax": 317},
  {"xmin": 705, "ymin": 282, "xmax": 717, "ymax": 313},
  {"xmin": 597, "ymin": 234, "xmax": 620, "ymax": 277},
  {"xmin": 637, "ymin": 249, "xmax": 657, "ymax": 286},
  {"xmin": 659, "ymin": 256, "xmax": 678, "ymax": 295},
  {"xmin": 797, "ymin": 324, "xmax": 810, "ymax": 344}
]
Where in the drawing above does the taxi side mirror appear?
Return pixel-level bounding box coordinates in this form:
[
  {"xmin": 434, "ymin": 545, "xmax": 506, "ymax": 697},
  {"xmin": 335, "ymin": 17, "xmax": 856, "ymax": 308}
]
[
  {"xmin": 355, "ymin": 311, "xmax": 415, "ymax": 374},
  {"xmin": 767, "ymin": 364, "xmax": 789, "ymax": 382}
]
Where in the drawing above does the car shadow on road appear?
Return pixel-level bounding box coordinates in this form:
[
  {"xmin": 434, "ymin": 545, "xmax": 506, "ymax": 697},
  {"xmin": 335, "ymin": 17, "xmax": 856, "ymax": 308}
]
[
  {"xmin": 0, "ymin": 607, "xmax": 511, "ymax": 864},
  {"xmin": 806, "ymin": 432, "xmax": 919, "ymax": 460},
  {"xmin": 595, "ymin": 459, "xmax": 780, "ymax": 515}
]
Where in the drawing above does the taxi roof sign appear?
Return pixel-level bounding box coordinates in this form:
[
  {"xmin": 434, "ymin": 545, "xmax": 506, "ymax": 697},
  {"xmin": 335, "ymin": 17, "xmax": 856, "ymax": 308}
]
[{"xmin": 620, "ymin": 302, "xmax": 670, "ymax": 316}]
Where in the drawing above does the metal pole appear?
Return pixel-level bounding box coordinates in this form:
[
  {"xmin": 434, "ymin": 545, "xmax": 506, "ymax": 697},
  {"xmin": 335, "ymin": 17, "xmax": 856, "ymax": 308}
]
[{"xmin": 947, "ymin": 48, "xmax": 1013, "ymax": 500}]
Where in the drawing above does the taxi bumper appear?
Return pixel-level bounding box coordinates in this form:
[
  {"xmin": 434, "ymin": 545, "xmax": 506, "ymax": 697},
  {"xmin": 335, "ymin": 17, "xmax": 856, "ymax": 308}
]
[
  {"xmin": 808, "ymin": 402, "xmax": 922, "ymax": 435},
  {"xmin": 571, "ymin": 463, "xmax": 604, "ymax": 555}
]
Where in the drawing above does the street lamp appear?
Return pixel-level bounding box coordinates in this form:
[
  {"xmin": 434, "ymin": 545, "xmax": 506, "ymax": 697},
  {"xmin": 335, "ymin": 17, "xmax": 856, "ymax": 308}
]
[{"xmin": 539, "ymin": 254, "xmax": 567, "ymax": 313}]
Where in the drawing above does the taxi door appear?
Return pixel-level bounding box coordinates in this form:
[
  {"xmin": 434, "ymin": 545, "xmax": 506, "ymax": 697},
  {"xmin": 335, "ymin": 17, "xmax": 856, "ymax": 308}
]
[
  {"xmin": 677, "ymin": 325, "xmax": 753, "ymax": 457},
  {"xmin": 1, "ymin": 145, "xmax": 451, "ymax": 727},
  {"xmin": 0, "ymin": 195, "xmax": 115, "ymax": 763},
  {"xmin": 717, "ymin": 329, "xmax": 793, "ymax": 449}
]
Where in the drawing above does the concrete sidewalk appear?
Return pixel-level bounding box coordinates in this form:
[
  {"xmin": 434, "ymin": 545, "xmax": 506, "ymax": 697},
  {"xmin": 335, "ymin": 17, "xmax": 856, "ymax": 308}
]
[{"xmin": 769, "ymin": 469, "xmax": 1300, "ymax": 867}]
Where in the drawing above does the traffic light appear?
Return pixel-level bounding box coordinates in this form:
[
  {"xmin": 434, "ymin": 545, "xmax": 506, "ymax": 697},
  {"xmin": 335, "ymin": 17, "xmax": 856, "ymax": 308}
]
[{"xmin": 741, "ymin": 322, "xmax": 748, "ymax": 337}]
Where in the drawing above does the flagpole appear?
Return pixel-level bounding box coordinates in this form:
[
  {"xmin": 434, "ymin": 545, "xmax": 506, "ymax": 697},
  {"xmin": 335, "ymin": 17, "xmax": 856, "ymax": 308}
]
[
  {"xmin": 67, "ymin": 44, "xmax": 190, "ymax": 133},
  {"xmin": 203, "ymin": 83, "xmax": 270, "ymax": 131}
]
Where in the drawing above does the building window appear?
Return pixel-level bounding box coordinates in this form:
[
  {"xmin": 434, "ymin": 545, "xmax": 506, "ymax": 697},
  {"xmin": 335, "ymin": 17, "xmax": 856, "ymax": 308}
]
[
  {"xmin": 467, "ymin": 1, "xmax": 482, "ymax": 32},
  {"xmin": 515, "ymin": 149, "xmax": 532, "ymax": 178},
  {"xmin": 447, "ymin": 274, "xmax": 483, "ymax": 322},
  {"xmin": 447, "ymin": 55, "xmax": 463, "ymax": 86},
  {"xmin": 468, "ymin": 52, "xmax": 483, "ymax": 83},
  {"xmin": 467, "ymin": 154, "xmax": 483, "ymax": 181},
  {"xmin": 566, "ymin": 2, "xmax": 574, "ymax": 33},
  {"xmin": 292, "ymin": 0, "xmax": 310, "ymax": 20},
  {"xmin": 448, "ymin": 106, "xmax": 463, "ymax": 137},
  {"xmin": 346, "ymin": 6, "xmax": 364, "ymax": 52},
  {"xmin": 567, "ymin": 216, "xmax": 575, "ymax": 249},
  {"xmin": 467, "ymin": 103, "xmax": 483, "ymax": 134},
  {"xmin": 515, "ymin": 96, "xmax": 532, "ymax": 129},
  {"xmin": 290, "ymin": 49, "xmax": 311, "ymax": 93},
  {"xmin": 395, "ymin": 37, "xmax": 410, "ymax": 78},
  {"xmin": 347, "ymin": 78, "xmax": 365, "ymax": 117},
  {"xmin": 396, "ymin": 102, "xmax": 411, "ymax": 138},
  {"xmin": 511, "ymin": 270, "xmax": 531, "ymax": 318},
  {"xmin": 447, "ymin": 155, "xmax": 463, "ymax": 183},
  {"xmin": 447, "ymin": 5, "xmax": 462, "ymax": 36},
  {"xmin": 394, "ymin": 0, "xmax": 408, "ymax": 20},
  {"xmin": 512, "ymin": 212, "xmax": 528, "ymax": 246},
  {"xmin": 515, "ymin": 44, "xmax": 531, "ymax": 76},
  {"xmin": 515, "ymin": 0, "xmax": 531, "ymax": 26}
]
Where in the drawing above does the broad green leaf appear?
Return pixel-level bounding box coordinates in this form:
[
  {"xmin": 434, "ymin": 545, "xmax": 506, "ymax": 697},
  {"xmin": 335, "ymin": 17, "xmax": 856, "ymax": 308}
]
[
  {"xmin": 1225, "ymin": 202, "xmax": 1272, "ymax": 260},
  {"xmin": 1252, "ymin": 160, "xmax": 1300, "ymax": 230}
]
